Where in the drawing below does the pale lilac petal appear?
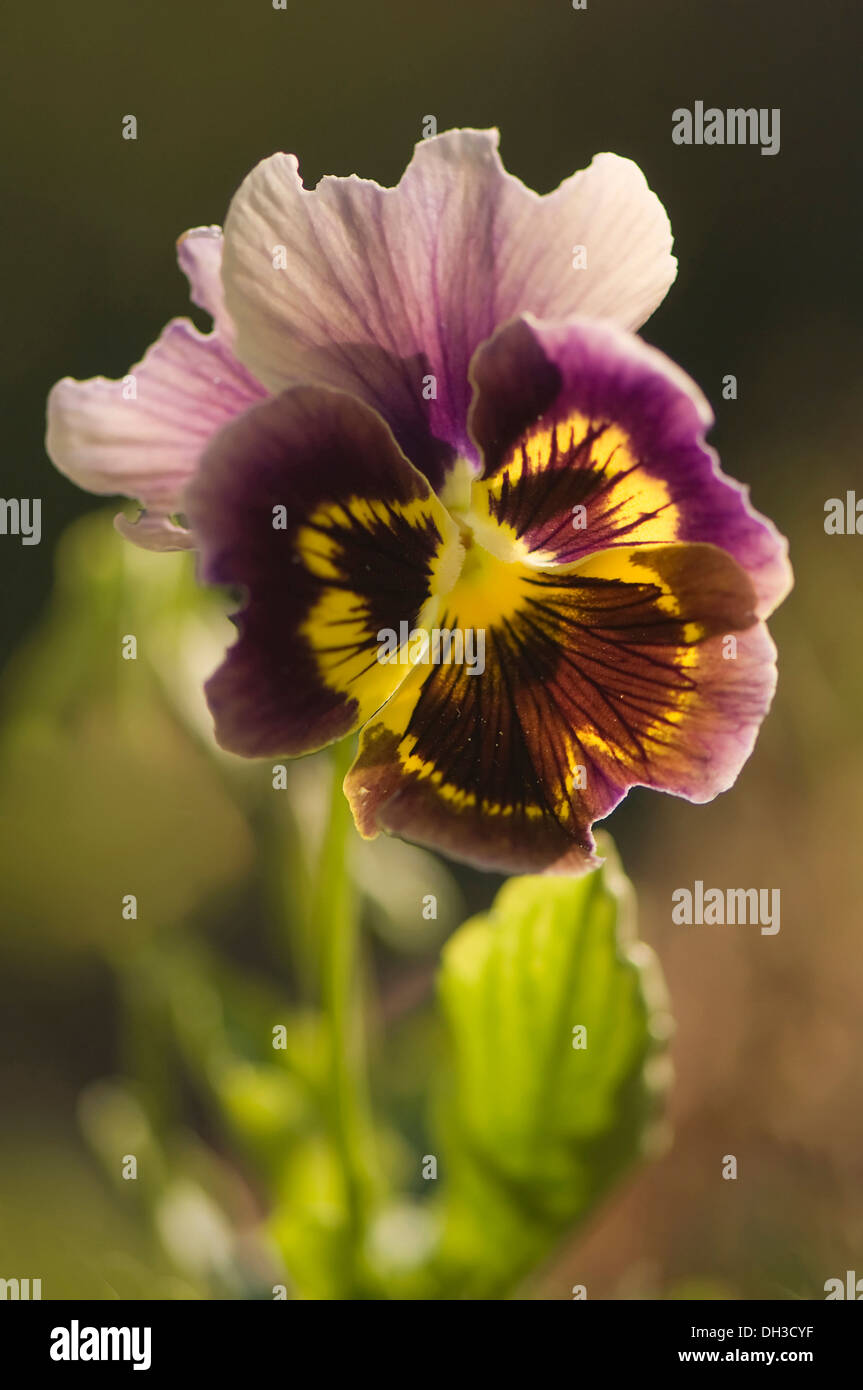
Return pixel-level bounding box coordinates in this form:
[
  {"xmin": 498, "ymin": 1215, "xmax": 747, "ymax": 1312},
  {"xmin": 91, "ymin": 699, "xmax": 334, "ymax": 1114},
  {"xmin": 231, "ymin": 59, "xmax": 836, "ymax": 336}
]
[
  {"xmin": 221, "ymin": 129, "xmax": 676, "ymax": 488},
  {"xmin": 46, "ymin": 226, "xmax": 269, "ymax": 547},
  {"xmin": 114, "ymin": 509, "xmax": 195, "ymax": 551},
  {"xmin": 47, "ymin": 320, "xmax": 268, "ymax": 516},
  {"xmin": 176, "ymin": 225, "xmax": 231, "ymax": 335}
]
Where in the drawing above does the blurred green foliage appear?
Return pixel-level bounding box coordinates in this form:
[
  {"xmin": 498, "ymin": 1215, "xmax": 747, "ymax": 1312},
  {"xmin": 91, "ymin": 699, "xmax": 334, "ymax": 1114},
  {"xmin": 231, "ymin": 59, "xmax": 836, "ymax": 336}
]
[
  {"xmin": 0, "ymin": 512, "xmax": 670, "ymax": 1298},
  {"xmin": 0, "ymin": 516, "xmax": 253, "ymax": 955}
]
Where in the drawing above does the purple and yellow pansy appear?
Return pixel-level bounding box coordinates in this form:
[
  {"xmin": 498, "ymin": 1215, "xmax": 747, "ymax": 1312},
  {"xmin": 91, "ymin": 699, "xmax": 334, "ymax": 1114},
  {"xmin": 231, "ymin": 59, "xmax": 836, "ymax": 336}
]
[{"xmin": 46, "ymin": 129, "xmax": 791, "ymax": 873}]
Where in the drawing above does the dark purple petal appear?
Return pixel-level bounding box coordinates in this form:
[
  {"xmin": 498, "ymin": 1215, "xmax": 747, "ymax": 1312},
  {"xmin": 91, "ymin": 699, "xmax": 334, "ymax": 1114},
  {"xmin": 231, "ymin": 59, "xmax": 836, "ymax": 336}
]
[
  {"xmin": 346, "ymin": 541, "xmax": 776, "ymax": 874},
  {"xmin": 468, "ymin": 315, "xmax": 792, "ymax": 618},
  {"xmin": 186, "ymin": 387, "xmax": 462, "ymax": 758}
]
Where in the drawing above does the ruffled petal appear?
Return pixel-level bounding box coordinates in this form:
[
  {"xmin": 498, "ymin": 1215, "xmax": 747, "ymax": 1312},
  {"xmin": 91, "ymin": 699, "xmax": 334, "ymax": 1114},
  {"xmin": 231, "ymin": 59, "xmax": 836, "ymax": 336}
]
[
  {"xmin": 345, "ymin": 541, "xmax": 776, "ymax": 874},
  {"xmin": 467, "ymin": 314, "xmax": 792, "ymax": 618},
  {"xmin": 46, "ymin": 233, "xmax": 268, "ymax": 550},
  {"xmin": 221, "ymin": 129, "xmax": 676, "ymax": 489},
  {"xmin": 176, "ymin": 225, "xmax": 231, "ymax": 334},
  {"xmin": 114, "ymin": 509, "xmax": 196, "ymax": 551},
  {"xmin": 186, "ymin": 386, "xmax": 463, "ymax": 758}
]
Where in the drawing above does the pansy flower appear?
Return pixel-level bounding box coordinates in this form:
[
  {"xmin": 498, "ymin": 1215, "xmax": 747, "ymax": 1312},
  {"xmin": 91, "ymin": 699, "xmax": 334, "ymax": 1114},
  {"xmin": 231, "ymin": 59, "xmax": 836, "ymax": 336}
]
[{"xmin": 46, "ymin": 129, "xmax": 791, "ymax": 873}]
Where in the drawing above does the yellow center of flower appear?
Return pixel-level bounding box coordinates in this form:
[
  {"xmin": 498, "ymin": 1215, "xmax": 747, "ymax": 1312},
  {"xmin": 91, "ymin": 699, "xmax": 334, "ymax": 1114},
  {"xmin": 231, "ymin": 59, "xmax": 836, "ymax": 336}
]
[{"xmin": 442, "ymin": 514, "xmax": 532, "ymax": 630}]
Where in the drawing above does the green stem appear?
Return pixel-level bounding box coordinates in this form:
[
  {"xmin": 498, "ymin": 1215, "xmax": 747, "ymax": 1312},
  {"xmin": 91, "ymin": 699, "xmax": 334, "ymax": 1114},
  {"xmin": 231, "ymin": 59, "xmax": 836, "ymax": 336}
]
[{"xmin": 313, "ymin": 738, "xmax": 376, "ymax": 1284}]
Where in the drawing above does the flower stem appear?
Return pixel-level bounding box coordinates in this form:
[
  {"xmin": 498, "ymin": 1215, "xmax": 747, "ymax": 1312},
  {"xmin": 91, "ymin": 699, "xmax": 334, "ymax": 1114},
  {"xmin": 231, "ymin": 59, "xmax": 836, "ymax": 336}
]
[{"xmin": 313, "ymin": 738, "xmax": 375, "ymax": 1285}]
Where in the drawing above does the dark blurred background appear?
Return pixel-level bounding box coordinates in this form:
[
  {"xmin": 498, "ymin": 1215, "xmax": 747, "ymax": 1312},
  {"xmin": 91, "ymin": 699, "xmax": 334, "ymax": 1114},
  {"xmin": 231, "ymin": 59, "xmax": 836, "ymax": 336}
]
[{"xmin": 2, "ymin": 0, "xmax": 862, "ymax": 1298}]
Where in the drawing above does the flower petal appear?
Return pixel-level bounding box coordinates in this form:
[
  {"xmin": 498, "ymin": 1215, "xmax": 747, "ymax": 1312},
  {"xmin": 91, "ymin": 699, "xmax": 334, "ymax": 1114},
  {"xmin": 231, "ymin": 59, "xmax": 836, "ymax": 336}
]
[
  {"xmin": 467, "ymin": 315, "xmax": 792, "ymax": 618},
  {"xmin": 221, "ymin": 129, "xmax": 676, "ymax": 488},
  {"xmin": 186, "ymin": 387, "xmax": 463, "ymax": 758},
  {"xmin": 345, "ymin": 541, "xmax": 776, "ymax": 874},
  {"xmin": 46, "ymin": 233, "xmax": 268, "ymax": 550},
  {"xmin": 176, "ymin": 225, "xmax": 231, "ymax": 334},
  {"xmin": 114, "ymin": 509, "xmax": 196, "ymax": 551}
]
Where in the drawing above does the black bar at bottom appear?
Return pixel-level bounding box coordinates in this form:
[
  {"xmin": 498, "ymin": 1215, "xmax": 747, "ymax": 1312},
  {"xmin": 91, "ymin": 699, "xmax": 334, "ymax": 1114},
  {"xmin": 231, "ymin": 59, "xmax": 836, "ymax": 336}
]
[{"xmin": 1, "ymin": 1298, "xmax": 858, "ymax": 1375}]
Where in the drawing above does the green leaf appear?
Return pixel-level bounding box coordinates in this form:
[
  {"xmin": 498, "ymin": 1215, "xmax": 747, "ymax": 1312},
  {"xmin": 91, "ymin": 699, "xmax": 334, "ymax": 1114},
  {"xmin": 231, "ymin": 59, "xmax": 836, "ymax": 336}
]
[{"xmin": 431, "ymin": 838, "xmax": 672, "ymax": 1297}]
